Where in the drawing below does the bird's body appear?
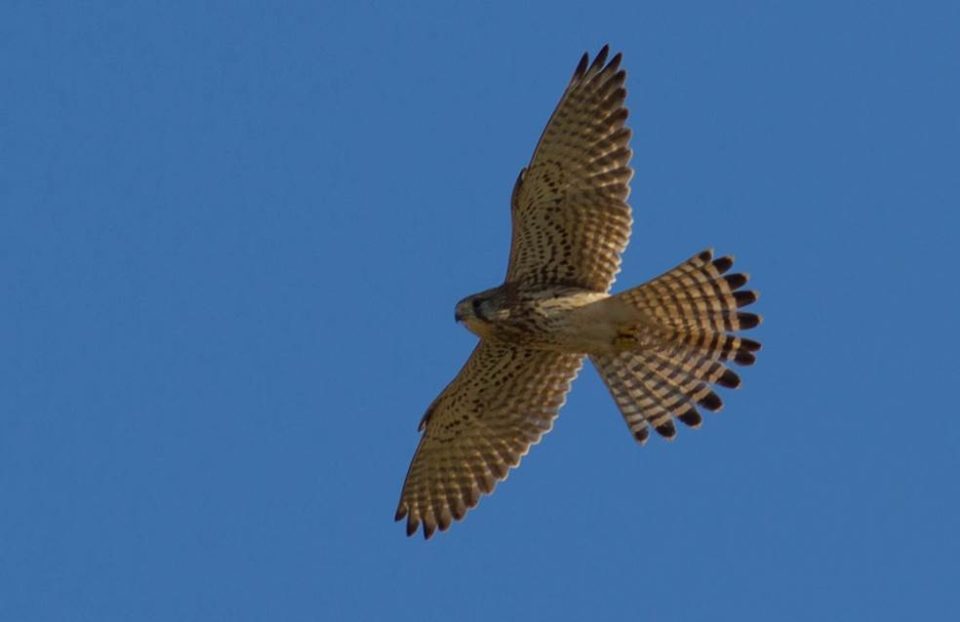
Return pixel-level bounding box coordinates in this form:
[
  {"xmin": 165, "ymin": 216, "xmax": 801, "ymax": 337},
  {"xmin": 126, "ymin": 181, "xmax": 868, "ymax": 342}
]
[
  {"xmin": 456, "ymin": 286, "xmax": 618, "ymax": 353},
  {"xmin": 396, "ymin": 46, "xmax": 762, "ymax": 539}
]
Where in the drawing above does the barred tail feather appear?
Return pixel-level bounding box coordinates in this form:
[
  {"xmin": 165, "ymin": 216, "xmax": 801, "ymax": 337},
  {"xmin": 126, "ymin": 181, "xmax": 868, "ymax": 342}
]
[{"xmin": 591, "ymin": 249, "xmax": 761, "ymax": 443}]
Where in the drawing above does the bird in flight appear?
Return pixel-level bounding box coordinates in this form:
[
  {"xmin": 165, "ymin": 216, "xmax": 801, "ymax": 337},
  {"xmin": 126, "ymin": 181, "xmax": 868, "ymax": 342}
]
[{"xmin": 395, "ymin": 45, "xmax": 761, "ymax": 539}]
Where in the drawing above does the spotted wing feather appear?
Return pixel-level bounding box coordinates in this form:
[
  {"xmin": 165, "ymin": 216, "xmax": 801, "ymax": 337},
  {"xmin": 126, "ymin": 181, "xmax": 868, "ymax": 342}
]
[
  {"xmin": 396, "ymin": 341, "xmax": 583, "ymax": 538},
  {"xmin": 506, "ymin": 45, "xmax": 633, "ymax": 292}
]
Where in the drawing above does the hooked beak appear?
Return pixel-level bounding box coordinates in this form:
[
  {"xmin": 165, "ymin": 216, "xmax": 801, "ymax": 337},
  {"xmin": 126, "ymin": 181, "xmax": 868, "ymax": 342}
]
[{"xmin": 454, "ymin": 309, "xmax": 464, "ymax": 323}]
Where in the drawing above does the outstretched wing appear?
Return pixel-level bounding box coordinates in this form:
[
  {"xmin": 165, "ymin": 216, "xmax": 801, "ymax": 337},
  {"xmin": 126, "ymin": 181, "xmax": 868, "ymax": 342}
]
[
  {"xmin": 396, "ymin": 341, "xmax": 583, "ymax": 539},
  {"xmin": 506, "ymin": 45, "xmax": 633, "ymax": 292}
]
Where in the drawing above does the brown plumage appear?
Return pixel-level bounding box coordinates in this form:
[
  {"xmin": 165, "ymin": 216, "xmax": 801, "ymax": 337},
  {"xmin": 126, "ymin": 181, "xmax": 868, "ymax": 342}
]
[
  {"xmin": 590, "ymin": 249, "xmax": 760, "ymax": 443},
  {"xmin": 507, "ymin": 46, "xmax": 632, "ymax": 292},
  {"xmin": 396, "ymin": 46, "xmax": 762, "ymax": 539}
]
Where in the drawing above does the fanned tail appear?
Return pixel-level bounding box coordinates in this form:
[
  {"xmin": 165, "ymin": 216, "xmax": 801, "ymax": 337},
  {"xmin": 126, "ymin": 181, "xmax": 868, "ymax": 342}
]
[{"xmin": 590, "ymin": 249, "xmax": 761, "ymax": 443}]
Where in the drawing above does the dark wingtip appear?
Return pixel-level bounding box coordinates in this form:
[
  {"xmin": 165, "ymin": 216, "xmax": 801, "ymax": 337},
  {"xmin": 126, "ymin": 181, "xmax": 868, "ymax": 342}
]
[
  {"xmin": 633, "ymin": 427, "xmax": 650, "ymax": 445},
  {"xmin": 741, "ymin": 338, "xmax": 762, "ymax": 352},
  {"xmin": 394, "ymin": 504, "xmax": 407, "ymax": 522},
  {"xmin": 678, "ymin": 408, "xmax": 703, "ymax": 427},
  {"xmin": 734, "ymin": 351, "xmax": 757, "ymax": 366},
  {"xmin": 589, "ymin": 45, "xmax": 610, "ymax": 72},
  {"xmin": 574, "ymin": 52, "xmax": 589, "ymax": 79},
  {"xmin": 607, "ymin": 52, "xmax": 623, "ymax": 73},
  {"xmin": 698, "ymin": 392, "xmax": 723, "ymax": 412},
  {"xmin": 405, "ymin": 517, "xmax": 419, "ymax": 537},
  {"xmin": 422, "ymin": 521, "xmax": 436, "ymax": 540},
  {"xmin": 655, "ymin": 420, "xmax": 677, "ymax": 439},
  {"xmin": 697, "ymin": 248, "xmax": 714, "ymax": 263},
  {"xmin": 717, "ymin": 368, "xmax": 741, "ymax": 389},
  {"xmin": 608, "ymin": 108, "xmax": 628, "ymax": 126},
  {"xmin": 737, "ymin": 312, "xmax": 762, "ymax": 329},
  {"xmin": 733, "ymin": 290, "xmax": 758, "ymax": 308},
  {"xmin": 724, "ymin": 273, "xmax": 748, "ymax": 290},
  {"xmin": 712, "ymin": 256, "xmax": 734, "ymax": 274}
]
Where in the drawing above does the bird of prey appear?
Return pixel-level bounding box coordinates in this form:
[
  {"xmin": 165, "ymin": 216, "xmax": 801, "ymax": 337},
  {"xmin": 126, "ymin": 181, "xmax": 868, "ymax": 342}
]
[{"xmin": 395, "ymin": 45, "xmax": 761, "ymax": 539}]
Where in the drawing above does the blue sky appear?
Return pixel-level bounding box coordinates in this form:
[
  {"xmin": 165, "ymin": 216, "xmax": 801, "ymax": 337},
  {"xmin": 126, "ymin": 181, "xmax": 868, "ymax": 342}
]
[{"xmin": 2, "ymin": 1, "xmax": 958, "ymax": 620}]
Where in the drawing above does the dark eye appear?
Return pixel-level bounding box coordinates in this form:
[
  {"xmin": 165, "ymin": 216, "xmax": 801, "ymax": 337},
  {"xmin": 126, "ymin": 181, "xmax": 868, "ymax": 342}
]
[{"xmin": 472, "ymin": 298, "xmax": 484, "ymax": 318}]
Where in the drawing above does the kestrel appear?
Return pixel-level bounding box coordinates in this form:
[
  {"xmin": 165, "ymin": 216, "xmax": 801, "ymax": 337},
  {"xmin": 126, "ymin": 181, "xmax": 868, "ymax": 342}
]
[{"xmin": 396, "ymin": 46, "xmax": 761, "ymax": 539}]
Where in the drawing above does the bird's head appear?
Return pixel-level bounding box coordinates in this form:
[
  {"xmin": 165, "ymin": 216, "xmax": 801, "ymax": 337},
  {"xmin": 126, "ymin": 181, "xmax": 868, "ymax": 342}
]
[{"xmin": 454, "ymin": 287, "xmax": 509, "ymax": 338}]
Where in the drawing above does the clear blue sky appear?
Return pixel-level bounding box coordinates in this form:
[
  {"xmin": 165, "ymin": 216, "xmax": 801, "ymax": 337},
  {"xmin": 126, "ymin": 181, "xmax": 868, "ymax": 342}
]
[{"xmin": 3, "ymin": 1, "xmax": 958, "ymax": 620}]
